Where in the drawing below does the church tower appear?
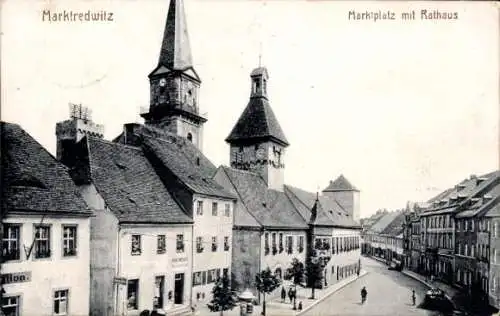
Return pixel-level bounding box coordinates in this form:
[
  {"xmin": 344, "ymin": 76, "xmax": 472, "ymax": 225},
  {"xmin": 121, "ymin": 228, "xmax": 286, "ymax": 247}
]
[
  {"xmin": 141, "ymin": 0, "xmax": 206, "ymax": 151},
  {"xmin": 225, "ymin": 67, "xmax": 289, "ymax": 192}
]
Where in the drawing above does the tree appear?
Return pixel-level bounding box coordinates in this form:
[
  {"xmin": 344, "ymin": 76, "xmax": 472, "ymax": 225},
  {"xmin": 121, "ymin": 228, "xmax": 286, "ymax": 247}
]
[
  {"xmin": 287, "ymin": 258, "xmax": 305, "ymax": 310},
  {"xmin": 207, "ymin": 274, "xmax": 238, "ymax": 316},
  {"xmin": 255, "ymin": 268, "xmax": 282, "ymax": 316},
  {"xmin": 305, "ymin": 257, "xmax": 324, "ymax": 299}
]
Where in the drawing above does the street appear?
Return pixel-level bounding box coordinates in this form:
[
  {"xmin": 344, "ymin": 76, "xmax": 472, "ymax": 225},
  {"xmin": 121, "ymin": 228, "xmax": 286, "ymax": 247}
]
[{"xmin": 302, "ymin": 257, "xmax": 445, "ymax": 316}]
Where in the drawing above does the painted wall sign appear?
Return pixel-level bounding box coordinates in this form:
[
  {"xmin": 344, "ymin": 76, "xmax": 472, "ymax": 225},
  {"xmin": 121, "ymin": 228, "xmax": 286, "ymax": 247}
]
[
  {"xmin": 114, "ymin": 277, "xmax": 127, "ymax": 285},
  {"xmin": 1, "ymin": 272, "xmax": 32, "ymax": 284},
  {"xmin": 172, "ymin": 257, "xmax": 188, "ymax": 263}
]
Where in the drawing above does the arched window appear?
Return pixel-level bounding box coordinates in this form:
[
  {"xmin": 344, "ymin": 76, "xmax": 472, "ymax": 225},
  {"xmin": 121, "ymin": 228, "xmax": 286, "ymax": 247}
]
[{"xmin": 187, "ymin": 133, "xmax": 193, "ymax": 142}]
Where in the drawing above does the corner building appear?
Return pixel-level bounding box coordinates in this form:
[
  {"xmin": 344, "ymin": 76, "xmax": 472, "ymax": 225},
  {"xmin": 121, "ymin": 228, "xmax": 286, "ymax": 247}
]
[{"xmin": 1, "ymin": 122, "xmax": 92, "ymax": 316}]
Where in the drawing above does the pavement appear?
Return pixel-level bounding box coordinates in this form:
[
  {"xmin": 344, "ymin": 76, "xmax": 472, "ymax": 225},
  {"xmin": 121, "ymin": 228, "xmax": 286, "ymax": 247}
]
[
  {"xmin": 302, "ymin": 257, "xmax": 444, "ymax": 316},
  {"xmin": 193, "ymin": 270, "xmax": 369, "ymax": 316},
  {"xmin": 401, "ymin": 269, "xmax": 460, "ymax": 309}
]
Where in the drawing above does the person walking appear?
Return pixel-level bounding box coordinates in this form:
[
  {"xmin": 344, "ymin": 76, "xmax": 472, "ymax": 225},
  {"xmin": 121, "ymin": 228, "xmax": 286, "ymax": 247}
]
[
  {"xmin": 288, "ymin": 287, "xmax": 293, "ymax": 304},
  {"xmin": 412, "ymin": 290, "xmax": 416, "ymax": 306},
  {"xmin": 281, "ymin": 286, "xmax": 286, "ymax": 303}
]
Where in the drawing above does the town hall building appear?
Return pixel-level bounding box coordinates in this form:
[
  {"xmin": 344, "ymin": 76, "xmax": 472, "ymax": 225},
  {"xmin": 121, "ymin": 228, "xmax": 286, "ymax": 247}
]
[{"xmin": 213, "ymin": 65, "xmax": 363, "ymax": 297}]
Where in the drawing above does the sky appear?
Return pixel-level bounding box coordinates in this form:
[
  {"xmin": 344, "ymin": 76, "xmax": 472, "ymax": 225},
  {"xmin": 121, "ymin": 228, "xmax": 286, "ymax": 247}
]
[{"xmin": 1, "ymin": 0, "xmax": 498, "ymax": 218}]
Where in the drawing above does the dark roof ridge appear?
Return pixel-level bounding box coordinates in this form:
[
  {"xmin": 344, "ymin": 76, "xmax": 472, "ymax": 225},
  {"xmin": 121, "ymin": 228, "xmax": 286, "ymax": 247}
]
[{"xmin": 93, "ymin": 135, "xmax": 142, "ymax": 151}]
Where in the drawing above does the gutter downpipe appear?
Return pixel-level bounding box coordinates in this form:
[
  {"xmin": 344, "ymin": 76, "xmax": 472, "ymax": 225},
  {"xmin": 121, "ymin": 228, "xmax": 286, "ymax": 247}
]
[{"xmin": 116, "ymin": 226, "xmax": 122, "ymax": 316}]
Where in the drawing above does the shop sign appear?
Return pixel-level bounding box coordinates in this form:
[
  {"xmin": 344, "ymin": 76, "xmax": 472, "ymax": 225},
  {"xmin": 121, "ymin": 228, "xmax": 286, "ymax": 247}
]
[
  {"xmin": 114, "ymin": 277, "xmax": 127, "ymax": 285},
  {"xmin": 1, "ymin": 272, "xmax": 32, "ymax": 284}
]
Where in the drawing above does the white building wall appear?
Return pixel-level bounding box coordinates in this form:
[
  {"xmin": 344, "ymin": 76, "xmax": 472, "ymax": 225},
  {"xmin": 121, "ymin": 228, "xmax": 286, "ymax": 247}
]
[
  {"xmin": 2, "ymin": 215, "xmax": 91, "ymax": 316},
  {"xmin": 191, "ymin": 195, "xmax": 234, "ymax": 305},
  {"xmin": 329, "ymin": 228, "xmax": 361, "ymax": 283},
  {"xmin": 116, "ymin": 224, "xmax": 193, "ymax": 315},
  {"xmin": 260, "ymin": 230, "xmax": 308, "ymax": 274}
]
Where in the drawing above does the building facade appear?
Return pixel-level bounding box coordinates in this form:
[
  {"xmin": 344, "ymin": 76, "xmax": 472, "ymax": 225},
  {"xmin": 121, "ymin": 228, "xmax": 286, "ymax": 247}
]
[
  {"xmin": 401, "ymin": 171, "xmax": 500, "ymax": 313},
  {"xmin": 214, "ymin": 64, "xmax": 362, "ymax": 299},
  {"xmin": 1, "ymin": 122, "xmax": 93, "ymax": 316}
]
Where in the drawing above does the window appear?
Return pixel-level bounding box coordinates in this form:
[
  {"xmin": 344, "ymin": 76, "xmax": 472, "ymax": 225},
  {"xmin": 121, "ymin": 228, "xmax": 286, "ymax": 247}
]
[
  {"xmin": 2, "ymin": 224, "xmax": 20, "ymax": 261},
  {"xmin": 202, "ymin": 271, "xmax": 207, "ymax": 285},
  {"xmin": 208, "ymin": 269, "xmax": 218, "ymax": 283},
  {"xmin": 272, "ymin": 233, "xmax": 277, "ymax": 254},
  {"xmin": 212, "ymin": 202, "xmax": 218, "ymax": 216},
  {"xmin": 279, "ymin": 233, "xmax": 284, "ymax": 253},
  {"xmin": 264, "ymin": 233, "xmax": 270, "ymax": 255},
  {"xmin": 196, "ymin": 237, "xmax": 204, "ymax": 253},
  {"xmin": 286, "ymin": 236, "xmax": 293, "ymax": 254},
  {"xmin": 223, "ymin": 268, "xmax": 229, "ymax": 278},
  {"xmin": 187, "ymin": 133, "xmax": 193, "ymax": 142},
  {"xmin": 193, "ymin": 272, "xmax": 202, "ymax": 286},
  {"xmin": 471, "ymin": 245, "xmax": 475, "ymax": 257},
  {"xmin": 196, "ymin": 201, "xmax": 204, "ymax": 216},
  {"xmin": 131, "ymin": 235, "xmax": 141, "ymax": 255},
  {"xmin": 62, "ymin": 226, "xmax": 77, "ymax": 257},
  {"xmin": 224, "ymin": 236, "xmax": 230, "ymax": 251},
  {"xmin": 224, "ymin": 204, "xmax": 231, "ymax": 217},
  {"xmin": 53, "ymin": 290, "xmax": 69, "ymax": 315},
  {"xmin": 212, "ymin": 236, "xmax": 218, "ymax": 252},
  {"xmin": 298, "ymin": 236, "xmax": 304, "ymax": 253},
  {"xmin": 127, "ymin": 279, "xmax": 139, "ymax": 310},
  {"xmin": 494, "ymin": 249, "xmax": 497, "ymax": 264},
  {"xmin": 2, "ymin": 296, "xmax": 20, "ymax": 316},
  {"xmin": 471, "ymin": 220, "xmax": 475, "ymax": 231},
  {"xmin": 34, "ymin": 225, "xmax": 51, "ymax": 259},
  {"xmin": 157, "ymin": 235, "xmax": 166, "ymax": 254},
  {"xmin": 176, "ymin": 234, "xmax": 185, "ymax": 253},
  {"xmin": 465, "ymin": 244, "xmax": 469, "ymax": 256}
]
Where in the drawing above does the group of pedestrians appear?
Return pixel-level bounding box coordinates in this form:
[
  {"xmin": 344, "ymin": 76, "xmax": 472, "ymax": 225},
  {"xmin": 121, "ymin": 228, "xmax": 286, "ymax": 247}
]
[{"xmin": 280, "ymin": 286, "xmax": 302, "ymax": 311}]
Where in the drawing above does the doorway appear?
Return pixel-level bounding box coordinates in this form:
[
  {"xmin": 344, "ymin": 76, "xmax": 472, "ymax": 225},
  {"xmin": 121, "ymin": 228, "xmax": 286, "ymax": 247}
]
[
  {"xmin": 154, "ymin": 276, "xmax": 165, "ymax": 309},
  {"xmin": 174, "ymin": 273, "xmax": 184, "ymax": 305}
]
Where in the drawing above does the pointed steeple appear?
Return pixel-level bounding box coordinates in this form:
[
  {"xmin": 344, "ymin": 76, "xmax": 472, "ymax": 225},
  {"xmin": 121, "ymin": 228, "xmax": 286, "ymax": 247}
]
[
  {"xmin": 158, "ymin": 0, "xmax": 193, "ymax": 70},
  {"xmin": 310, "ymin": 193, "xmax": 322, "ymax": 225}
]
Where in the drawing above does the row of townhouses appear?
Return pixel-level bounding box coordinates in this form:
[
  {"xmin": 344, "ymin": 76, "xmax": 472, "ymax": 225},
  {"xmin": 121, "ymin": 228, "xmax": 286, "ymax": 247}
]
[
  {"xmin": 361, "ymin": 210, "xmax": 407, "ymax": 267},
  {"xmin": 1, "ymin": 1, "xmax": 362, "ymax": 315},
  {"xmin": 361, "ymin": 171, "xmax": 500, "ymax": 312}
]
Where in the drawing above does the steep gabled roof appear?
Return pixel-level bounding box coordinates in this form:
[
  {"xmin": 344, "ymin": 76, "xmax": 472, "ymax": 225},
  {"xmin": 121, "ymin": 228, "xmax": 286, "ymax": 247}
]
[
  {"xmin": 381, "ymin": 211, "xmax": 406, "ymax": 236},
  {"xmin": 323, "ymin": 174, "xmax": 359, "ymax": 192},
  {"xmin": 220, "ymin": 167, "xmax": 307, "ymax": 229},
  {"xmin": 225, "ymin": 97, "xmax": 289, "ymax": 147},
  {"xmin": 424, "ymin": 171, "xmax": 500, "ymax": 214},
  {"xmin": 86, "ymin": 137, "xmax": 192, "ymax": 224},
  {"xmin": 369, "ymin": 211, "xmax": 402, "ymax": 234},
  {"xmin": 141, "ymin": 135, "xmax": 235, "ymax": 200},
  {"xmin": 285, "ymin": 185, "xmax": 360, "ymax": 228},
  {"xmin": 1, "ymin": 122, "xmax": 90, "ymax": 216}
]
